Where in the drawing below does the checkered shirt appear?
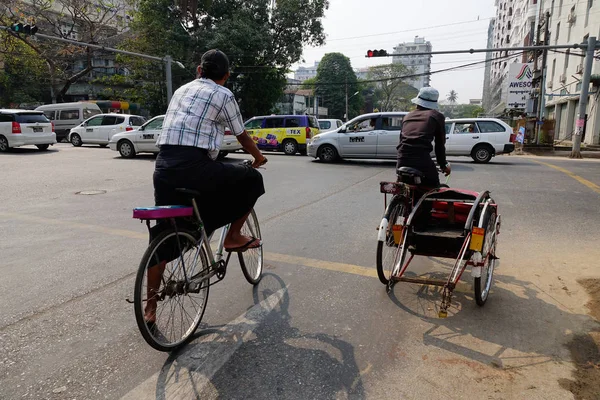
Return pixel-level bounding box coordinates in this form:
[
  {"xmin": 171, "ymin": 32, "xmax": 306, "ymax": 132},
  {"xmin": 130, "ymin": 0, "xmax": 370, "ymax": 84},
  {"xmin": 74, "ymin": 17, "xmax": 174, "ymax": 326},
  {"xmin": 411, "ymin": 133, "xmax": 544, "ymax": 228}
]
[{"xmin": 156, "ymin": 78, "xmax": 245, "ymax": 159}]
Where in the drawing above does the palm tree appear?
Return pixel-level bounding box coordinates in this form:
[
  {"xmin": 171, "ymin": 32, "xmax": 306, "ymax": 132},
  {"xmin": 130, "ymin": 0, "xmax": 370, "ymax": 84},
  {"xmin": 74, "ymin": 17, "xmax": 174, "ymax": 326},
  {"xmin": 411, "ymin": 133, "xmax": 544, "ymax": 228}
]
[{"xmin": 447, "ymin": 90, "xmax": 458, "ymax": 104}]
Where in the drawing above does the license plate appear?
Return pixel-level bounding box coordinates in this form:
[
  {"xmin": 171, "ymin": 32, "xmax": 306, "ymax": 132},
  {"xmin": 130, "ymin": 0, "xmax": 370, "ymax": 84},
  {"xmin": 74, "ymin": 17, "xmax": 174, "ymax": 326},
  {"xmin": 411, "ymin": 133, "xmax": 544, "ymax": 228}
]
[
  {"xmin": 32, "ymin": 127, "xmax": 43, "ymax": 132},
  {"xmin": 469, "ymin": 227, "xmax": 485, "ymax": 252}
]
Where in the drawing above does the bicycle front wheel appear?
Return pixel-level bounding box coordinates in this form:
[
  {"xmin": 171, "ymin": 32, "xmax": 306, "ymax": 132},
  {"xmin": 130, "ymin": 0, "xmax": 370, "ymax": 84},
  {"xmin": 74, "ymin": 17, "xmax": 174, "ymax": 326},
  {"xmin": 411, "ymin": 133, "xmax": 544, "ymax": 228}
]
[
  {"xmin": 376, "ymin": 196, "xmax": 409, "ymax": 285},
  {"xmin": 134, "ymin": 227, "xmax": 210, "ymax": 352},
  {"xmin": 238, "ymin": 209, "xmax": 263, "ymax": 285}
]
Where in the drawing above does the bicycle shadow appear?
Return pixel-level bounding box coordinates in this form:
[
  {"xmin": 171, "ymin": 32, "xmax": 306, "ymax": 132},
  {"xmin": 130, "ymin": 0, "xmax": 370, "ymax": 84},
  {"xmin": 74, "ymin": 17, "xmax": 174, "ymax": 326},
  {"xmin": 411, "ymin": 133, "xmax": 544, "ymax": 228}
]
[
  {"xmin": 153, "ymin": 273, "xmax": 365, "ymax": 399},
  {"xmin": 385, "ymin": 260, "xmax": 599, "ymax": 375}
]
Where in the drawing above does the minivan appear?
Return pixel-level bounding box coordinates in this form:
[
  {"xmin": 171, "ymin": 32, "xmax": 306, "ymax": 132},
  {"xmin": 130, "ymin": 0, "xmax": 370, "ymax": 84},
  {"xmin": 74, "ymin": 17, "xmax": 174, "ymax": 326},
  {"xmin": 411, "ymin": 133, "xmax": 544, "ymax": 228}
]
[
  {"xmin": 36, "ymin": 102, "xmax": 102, "ymax": 141},
  {"xmin": 244, "ymin": 114, "xmax": 320, "ymax": 155}
]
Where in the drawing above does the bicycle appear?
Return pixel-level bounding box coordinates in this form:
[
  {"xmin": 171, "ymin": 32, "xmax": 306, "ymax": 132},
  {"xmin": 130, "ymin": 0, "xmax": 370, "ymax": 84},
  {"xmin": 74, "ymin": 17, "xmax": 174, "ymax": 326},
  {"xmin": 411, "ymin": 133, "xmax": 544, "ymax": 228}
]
[
  {"xmin": 376, "ymin": 166, "xmax": 450, "ymax": 286},
  {"xmin": 131, "ymin": 160, "xmax": 264, "ymax": 352}
]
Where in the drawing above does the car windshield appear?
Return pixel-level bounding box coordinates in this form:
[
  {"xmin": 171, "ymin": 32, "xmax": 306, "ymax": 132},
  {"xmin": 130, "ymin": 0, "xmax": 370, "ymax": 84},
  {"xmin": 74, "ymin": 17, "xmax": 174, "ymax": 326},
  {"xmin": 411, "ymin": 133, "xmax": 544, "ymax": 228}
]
[{"xmin": 15, "ymin": 113, "xmax": 50, "ymax": 124}]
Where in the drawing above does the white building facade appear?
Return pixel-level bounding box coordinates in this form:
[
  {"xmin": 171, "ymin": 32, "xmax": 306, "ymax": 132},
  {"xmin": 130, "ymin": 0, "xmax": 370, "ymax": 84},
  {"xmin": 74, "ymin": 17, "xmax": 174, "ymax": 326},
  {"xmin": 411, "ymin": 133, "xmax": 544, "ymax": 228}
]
[
  {"xmin": 392, "ymin": 36, "xmax": 432, "ymax": 90},
  {"xmin": 542, "ymin": 0, "xmax": 599, "ymax": 145},
  {"xmin": 294, "ymin": 62, "xmax": 320, "ymax": 82}
]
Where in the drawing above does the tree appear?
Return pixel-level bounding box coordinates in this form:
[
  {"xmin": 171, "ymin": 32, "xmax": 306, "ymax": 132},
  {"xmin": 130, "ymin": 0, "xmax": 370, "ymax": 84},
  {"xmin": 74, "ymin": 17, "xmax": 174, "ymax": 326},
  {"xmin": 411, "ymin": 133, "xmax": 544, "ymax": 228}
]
[
  {"xmin": 366, "ymin": 63, "xmax": 416, "ymax": 112},
  {"xmin": 439, "ymin": 103, "xmax": 484, "ymax": 119},
  {"xmin": 314, "ymin": 53, "xmax": 361, "ymax": 120},
  {"xmin": 447, "ymin": 90, "xmax": 458, "ymax": 104},
  {"xmin": 2, "ymin": 0, "xmax": 131, "ymax": 102}
]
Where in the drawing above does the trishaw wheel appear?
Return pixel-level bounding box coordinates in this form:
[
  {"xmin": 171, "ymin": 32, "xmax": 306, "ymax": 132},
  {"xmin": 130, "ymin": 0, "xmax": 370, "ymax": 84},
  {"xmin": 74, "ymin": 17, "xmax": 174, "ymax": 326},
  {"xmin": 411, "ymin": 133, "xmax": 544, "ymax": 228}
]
[
  {"xmin": 474, "ymin": 209, "xmax": 497, "ymax": 306},
  {"xmin": 377, "ymin": 196, "xmax": 409, "ymax": 285}
]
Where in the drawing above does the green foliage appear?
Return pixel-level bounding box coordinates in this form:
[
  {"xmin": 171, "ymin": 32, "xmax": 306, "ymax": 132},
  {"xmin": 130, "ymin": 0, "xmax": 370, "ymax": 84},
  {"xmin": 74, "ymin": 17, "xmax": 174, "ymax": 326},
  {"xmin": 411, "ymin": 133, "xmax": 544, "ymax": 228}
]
[
  {"xmin": 447, "ymin": 90, "xmax": 458, "ymax": 104},
  {"xmin": 439, "ymin": 104, "xmax": 485, "ymax": 119},
  {"xmin": 314, "ymin": 53, "xmax": 360, "ymax": 120},
  {"xmin": 366, "ymin": 63, "xmax": 416, "ymax": 112}
]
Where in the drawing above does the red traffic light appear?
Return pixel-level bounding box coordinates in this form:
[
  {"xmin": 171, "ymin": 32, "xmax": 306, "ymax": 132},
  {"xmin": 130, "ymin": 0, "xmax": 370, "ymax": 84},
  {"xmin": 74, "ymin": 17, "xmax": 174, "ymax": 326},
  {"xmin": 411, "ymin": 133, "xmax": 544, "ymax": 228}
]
[
  {"xmin": 367, "ymin": 50, "xmax": 374, "ymax": 58},
  {"xmin": 366, "ymin": 49, "xmax": 388, "ymax": 58}
]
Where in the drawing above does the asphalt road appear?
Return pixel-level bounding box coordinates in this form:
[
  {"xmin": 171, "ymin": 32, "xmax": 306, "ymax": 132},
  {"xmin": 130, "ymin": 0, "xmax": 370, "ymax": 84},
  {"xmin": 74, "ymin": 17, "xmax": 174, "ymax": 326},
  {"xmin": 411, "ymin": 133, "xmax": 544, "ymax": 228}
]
[{"xmin": 1, "ymin": 144, "xmax": 599, "ymax": 400}]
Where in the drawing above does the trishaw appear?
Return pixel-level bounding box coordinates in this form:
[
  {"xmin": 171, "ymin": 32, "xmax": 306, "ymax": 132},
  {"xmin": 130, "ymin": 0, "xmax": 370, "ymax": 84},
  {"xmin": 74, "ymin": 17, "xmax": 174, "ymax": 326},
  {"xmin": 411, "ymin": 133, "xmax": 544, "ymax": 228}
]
[{"xmin": 376, "ymin": 166, "xmax": 501, "ymax": 318}]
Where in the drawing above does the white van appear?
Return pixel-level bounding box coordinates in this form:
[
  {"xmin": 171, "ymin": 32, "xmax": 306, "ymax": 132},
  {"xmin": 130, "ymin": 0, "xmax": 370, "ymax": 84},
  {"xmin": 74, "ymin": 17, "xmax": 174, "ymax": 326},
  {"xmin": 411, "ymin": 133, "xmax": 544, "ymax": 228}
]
[{"xmin": 35, "ymin": 102, "xmax": 102, "ymax": 142}]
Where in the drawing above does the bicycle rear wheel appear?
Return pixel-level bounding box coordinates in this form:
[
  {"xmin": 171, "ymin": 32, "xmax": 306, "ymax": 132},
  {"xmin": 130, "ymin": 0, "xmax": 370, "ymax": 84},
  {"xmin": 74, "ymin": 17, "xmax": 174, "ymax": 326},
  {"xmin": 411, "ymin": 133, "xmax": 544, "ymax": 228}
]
[
  {"xmin": 376, "ymin": 196, "xmax": 410, "ymax": 285},
  {"xmin": 238, "ymin": 209, "xmax": 263, "ymax": 284},
  {"xmin": 134, "ymin": 227, "xmax": 210, "ymax": 352},
  {"xmin": 474, "ymin": 208, "xmax": 497, "ymax": 306}
]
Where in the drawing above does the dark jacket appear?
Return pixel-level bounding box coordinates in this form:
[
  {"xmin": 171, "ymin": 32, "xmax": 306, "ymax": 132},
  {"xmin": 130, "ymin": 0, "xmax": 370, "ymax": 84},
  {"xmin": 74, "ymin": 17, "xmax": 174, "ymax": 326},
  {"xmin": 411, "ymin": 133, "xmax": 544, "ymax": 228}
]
[{"xmin": 397, "ymin": 108, "xmax": 447, "ymax": 169}]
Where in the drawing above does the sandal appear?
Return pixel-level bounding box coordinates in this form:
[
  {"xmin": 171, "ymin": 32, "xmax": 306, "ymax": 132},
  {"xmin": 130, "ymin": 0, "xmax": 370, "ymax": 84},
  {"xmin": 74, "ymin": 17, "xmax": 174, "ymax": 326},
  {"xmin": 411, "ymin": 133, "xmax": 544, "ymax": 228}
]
[{"xmin": 225, "ymin": 237, "xmax": 261, "ymax": 253}]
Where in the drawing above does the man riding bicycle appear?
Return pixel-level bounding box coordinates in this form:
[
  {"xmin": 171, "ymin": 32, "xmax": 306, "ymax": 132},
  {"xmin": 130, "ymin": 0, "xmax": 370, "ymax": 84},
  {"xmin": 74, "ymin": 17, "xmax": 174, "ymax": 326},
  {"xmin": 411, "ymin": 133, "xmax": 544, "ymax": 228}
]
[
  {"xmin": 146, "ymin": 49, "xmax": 267, "ymax": 324},
  {"xmin": 397, "ymin": 86, "xmax": 451, "ymax": 187}
]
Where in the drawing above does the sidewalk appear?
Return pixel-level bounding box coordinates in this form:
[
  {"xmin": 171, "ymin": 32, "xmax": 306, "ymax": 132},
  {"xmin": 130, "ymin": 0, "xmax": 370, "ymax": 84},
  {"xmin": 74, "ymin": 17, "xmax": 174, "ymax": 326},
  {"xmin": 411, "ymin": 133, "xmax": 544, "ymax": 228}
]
[{"xmin": 520, "ymin": 143, "xmax": 600, "ymax": 159}]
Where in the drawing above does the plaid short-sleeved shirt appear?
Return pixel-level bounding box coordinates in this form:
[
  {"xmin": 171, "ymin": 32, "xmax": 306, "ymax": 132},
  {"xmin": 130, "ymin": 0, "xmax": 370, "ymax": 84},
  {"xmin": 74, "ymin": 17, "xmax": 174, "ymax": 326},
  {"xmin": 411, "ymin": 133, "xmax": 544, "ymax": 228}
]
[{"xmin": 156, "ymin": 78, "xmax": 245, "ymax": 159}]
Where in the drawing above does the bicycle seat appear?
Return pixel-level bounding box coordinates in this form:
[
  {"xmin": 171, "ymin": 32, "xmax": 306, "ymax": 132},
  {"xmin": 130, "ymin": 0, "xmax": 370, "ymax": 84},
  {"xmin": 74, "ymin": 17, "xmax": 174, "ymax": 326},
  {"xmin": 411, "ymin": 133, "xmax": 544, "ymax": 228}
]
[
  {"xmin": 397, "ymin": 167, "xmax": 424, "ymax": 177},
  {"xmin": 176, "ymin": 188, "xmax": 201, "ymax": 197}
]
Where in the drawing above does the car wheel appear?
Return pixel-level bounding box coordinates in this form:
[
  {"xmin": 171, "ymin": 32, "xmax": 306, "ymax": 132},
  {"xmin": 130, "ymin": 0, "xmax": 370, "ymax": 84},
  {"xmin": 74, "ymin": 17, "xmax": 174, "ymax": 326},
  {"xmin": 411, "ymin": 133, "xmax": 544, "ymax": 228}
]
[
  {"xmin": 282, "ymin": 139, "xmax": 298, "ymax": 155},
  {"xmin": 471, "ymin": 144, "xmax": 494, "ymax": 163},
  {"xmin": 118, "ymin": 140, "xmax": 136, "ymax": 158},
  {"xmin": 318, "ymin": 144, "xmax": 339, "ymax": 163},
  {"xmin": 71, "ymin": 133, "xmax": 82, "ymax": 147},
  {"xmin": 217, "ymin": 151, "xmax": 228, "ymax": 160},
  {"xmin": 0, "ymin": 135, "xmax": 10, "ymax": 152},
  {"xmin": 36, "ymin": 144, "xmax": 50, "ymax": 151}
]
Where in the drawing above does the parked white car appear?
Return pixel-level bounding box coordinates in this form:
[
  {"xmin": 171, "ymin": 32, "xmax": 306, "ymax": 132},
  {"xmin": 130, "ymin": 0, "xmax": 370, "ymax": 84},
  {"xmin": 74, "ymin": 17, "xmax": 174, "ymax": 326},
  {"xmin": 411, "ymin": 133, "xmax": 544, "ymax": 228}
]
[
  {"xmin": 0, "ymin": 109, "xmax": 56, "ymax": 152},
  {"xmin": 443, "ymin": 118, "xmax": 515, "ymax": 163},
  {"xmin": 68, "ymin": 113, "xmax": 146, "ymax": 147},
  {"xmin": 108, "ymin": 115, "xmax": 242, "ymax": 159},
  {"xmin": 308, "ymin": 112, "xmax": 407, "ymax": 162},
  {"xmin": 109, "ymin": 115, "xmax": 164, "ymax": 158},
  {"xmin": 318, "ymin": 118, "xmax": 343, "ymax": 133}
]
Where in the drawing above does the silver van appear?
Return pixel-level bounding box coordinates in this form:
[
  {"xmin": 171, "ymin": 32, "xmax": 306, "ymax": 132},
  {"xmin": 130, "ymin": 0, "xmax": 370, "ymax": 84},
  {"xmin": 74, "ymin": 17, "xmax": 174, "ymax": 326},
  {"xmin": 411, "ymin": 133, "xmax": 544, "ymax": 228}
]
[{"xmin": 35, "ymin": 102, "xmax": 102, "ymax": 142}]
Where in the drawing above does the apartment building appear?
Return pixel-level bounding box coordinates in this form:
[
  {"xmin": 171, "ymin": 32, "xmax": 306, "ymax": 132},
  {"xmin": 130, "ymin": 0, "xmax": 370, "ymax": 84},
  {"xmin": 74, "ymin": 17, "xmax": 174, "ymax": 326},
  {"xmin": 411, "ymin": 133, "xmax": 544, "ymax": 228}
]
[{"xmin": 392, "ymin": 36, "xmax": 432, "ymax": 90}]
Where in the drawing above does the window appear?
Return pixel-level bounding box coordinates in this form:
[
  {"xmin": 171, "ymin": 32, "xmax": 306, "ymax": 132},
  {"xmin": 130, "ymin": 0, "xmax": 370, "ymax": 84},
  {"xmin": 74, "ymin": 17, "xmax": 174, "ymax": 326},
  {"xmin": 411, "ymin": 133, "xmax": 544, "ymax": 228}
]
[
  {"xmin": 83, "ymin": 108, "xmax": 100, "ymax": 119},
  {"xmin": 308, "ymin": 116, "xmax": 319, "ymax": 129},
  {"xmin": 551, "ymin": 58, "xmax": 556, "ymax": 81},
  {"xmin": 319, "ymin": 121, "xmax": 331, "ymax": 130},
  {"xmin": 245, "ymin": 118, "xmax": 264, "ymax": 129},
  {"xmin": 59, "ymin": 110, "xmax": 80, "ymax": 120},
  {"xmin": 85, "ymin": 116, "xmax": 103, "ymax": 126},
  {"xmin": 555, "ymin": 22, "xmax": 560, "ymax": 44},
  {"xmin": 336, "ymin": 120, "xmax": 343, "ymax": 128},
  {"xmin": 129, "ymin": 116, "xmax": 145, "ymax": 126},
  {"xmin": 101, "ymin": 116, "xmax": 119, "ymax": 126},
  {"xmin": 42, "ymin": 111, "xmax": 55, "ymax": 120},
  {"xmin": 453, "ymin": 123, "xmax": 479, "ymax": 134},
  {"xmin": 144, "ymin": 117, "xmax": 164, "ymax": 131},
  {"xmin": 559, "ymin": 0, "xmax": 563, "ymax": 15},
  {"xmin": 284, "ymin": 117, "xmax": 302, "ymax": 128},
  {"xmin": 264, "ymin": 117, "xmax": 285, "ymax": 129},
  {"xmin": 15, "ymin": 113, "xmax": 49, "ymax": 124},
  {"xmin": 0, "ymin": 114, "xmax": 14, "ymax": 123},
  {"xmin": 585, "ymin": 0, "xmax": 593, "ymax": 27},
  {"xmin": 477, "ymin": 121, "xmax": 505, "ymax": 133},
  {"xmin": 445, "ymin": 123, "xmax": 453, "ymax": 135},
  {"xmin": 563, "ymin": 49, "xmax": 570, "ymax": 75},
  {"xmin": 347, "ymin": 117, "xmax": 376, "ymax": 132},
  {"xmin": 380, "ymin": 116, "xmax": 403, "ymax": 131}
]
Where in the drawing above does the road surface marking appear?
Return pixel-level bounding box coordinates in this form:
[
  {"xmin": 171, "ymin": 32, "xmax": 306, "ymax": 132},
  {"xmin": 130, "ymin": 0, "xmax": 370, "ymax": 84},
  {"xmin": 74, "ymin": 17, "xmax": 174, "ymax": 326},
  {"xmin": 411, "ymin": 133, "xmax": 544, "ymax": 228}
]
[
  {"xmin": 1, "ymin": 211, "xmax": 469, "ymax": 292},
  {"xmin": 121, "ymin": 287, "xmax": 287, "ymax": 400},
  {"xmin": 534, "ymin": 160, "xmax": 600, "ymax": 195}
]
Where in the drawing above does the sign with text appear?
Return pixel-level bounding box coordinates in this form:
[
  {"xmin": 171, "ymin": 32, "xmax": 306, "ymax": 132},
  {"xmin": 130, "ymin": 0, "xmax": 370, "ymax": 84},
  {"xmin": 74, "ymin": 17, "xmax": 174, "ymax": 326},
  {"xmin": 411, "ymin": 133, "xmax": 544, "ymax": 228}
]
[{"xmin": 506, "ymin": 63, "xmax": 534, "ymax": 110}]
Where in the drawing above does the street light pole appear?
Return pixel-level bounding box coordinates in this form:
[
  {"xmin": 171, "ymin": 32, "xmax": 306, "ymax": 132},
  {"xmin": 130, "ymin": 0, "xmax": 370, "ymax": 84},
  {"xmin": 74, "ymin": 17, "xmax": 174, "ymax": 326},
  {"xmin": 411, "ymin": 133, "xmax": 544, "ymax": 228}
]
[
  {"xmin": 345, "ymin": 78, "xmax": 348, "ymax": 121},
  {"xmin": 571, "ymin": 36, "xmax": 597, "ymax": 158},
  {"xmin": 165, "ymin": 55, "xmax": 173, "ymax": 103}
]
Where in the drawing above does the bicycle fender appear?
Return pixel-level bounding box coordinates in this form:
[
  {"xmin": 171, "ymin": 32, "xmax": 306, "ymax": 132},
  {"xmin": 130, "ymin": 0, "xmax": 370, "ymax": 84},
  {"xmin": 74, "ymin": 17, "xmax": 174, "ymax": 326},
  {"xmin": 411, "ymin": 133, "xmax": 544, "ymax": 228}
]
[{"xmin": 377, "ymin": 218, "xmax": 389, "ymax": 241}]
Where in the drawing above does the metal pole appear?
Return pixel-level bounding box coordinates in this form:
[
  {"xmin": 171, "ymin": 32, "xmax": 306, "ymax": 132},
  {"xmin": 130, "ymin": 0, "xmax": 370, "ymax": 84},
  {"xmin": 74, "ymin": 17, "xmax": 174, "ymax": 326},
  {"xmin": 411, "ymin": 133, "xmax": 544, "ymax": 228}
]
[
  {"xmin": 571, "ymin": 36, "xmax": 596, "ymax": 158},
  {"xmin": 345, "ymin": 78, "xmax": 348, "ymax": 122},
  {"xmin": 536, "ymin": 11, "xmax": 551, "ymax": 144},
  {"xmin": 165, "ymin": 55, "xmax": 173, "ymax": 104}
]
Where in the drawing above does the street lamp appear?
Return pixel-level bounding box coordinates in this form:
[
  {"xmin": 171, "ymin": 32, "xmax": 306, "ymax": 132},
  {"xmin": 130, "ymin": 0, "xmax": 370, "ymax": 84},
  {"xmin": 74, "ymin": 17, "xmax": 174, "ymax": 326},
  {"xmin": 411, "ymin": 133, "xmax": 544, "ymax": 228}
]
[{"xmin": 345, "ymin": 90, "xmax": 359, "ymax": 121}]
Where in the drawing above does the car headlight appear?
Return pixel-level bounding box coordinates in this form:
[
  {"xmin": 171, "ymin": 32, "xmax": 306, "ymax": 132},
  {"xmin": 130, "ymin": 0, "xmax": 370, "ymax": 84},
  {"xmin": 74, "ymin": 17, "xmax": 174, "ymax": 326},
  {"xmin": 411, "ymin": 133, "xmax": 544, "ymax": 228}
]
[{"xmin": 311, "ymin": 135, "xmax": 321, "ymax": 142}]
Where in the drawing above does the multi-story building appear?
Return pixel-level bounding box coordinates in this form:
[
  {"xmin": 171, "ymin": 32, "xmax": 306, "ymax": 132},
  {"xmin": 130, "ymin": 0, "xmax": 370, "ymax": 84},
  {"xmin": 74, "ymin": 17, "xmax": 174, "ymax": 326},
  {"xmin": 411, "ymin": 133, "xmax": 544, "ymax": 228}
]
[
  {"xmin": 486, "ymin": 0, "xmax": 540, "ymax": 116},
  {"xmin": 482, "ymin": 19, "xmax": 495, "ymax": 113},
  {"xmin": 542, "ymin": 0, "xmax": 599, "ymax": 145},
  {"xmin": 294, "ymin": 62, "xmax": 320, "ymax": 82},
  {"xmin": 392, "ymin": 36, "xmax": 432, "ymax": 90}
]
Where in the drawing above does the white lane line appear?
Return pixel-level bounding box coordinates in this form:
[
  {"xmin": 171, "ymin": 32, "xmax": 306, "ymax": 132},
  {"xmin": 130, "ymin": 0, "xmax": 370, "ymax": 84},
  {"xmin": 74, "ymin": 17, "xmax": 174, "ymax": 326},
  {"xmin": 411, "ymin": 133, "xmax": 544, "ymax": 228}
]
[{"xmin": 121, "ymin": 287, "xmax": 287, "ymax": 400}]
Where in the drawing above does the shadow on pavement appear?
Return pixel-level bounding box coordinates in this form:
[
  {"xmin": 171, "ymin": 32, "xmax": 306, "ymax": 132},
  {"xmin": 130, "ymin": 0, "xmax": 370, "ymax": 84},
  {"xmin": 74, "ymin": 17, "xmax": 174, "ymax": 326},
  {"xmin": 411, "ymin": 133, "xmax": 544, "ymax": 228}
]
[
  {"xmin": 154, "ymin": 273, "xmax": 365, "ymax": 399},
  {"xmin": 1, "ymin": 147, "xmax": 60, "ymax": 155},
  {"xmin": 384, "ymin": 261, "xmax": 600, "ymax": 397}
]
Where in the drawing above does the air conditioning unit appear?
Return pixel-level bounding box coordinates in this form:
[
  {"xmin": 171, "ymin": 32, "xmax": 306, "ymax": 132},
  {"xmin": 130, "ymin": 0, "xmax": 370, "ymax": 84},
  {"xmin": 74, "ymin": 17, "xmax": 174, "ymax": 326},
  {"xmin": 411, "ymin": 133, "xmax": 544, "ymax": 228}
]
[
  {"xmin": 576, "ymin": 64, "xmax": 584, "ymax": 74},
  {"xmin": 560, "ymin": 74, "xmax": 567, "ymax": 83},
  {"xmin": 547, "ymin": 81, "xmax": 553, "ymax": 89},
  {"xmin": 567, "ymin": 11, "xmax": 576, "ymax": 24}
]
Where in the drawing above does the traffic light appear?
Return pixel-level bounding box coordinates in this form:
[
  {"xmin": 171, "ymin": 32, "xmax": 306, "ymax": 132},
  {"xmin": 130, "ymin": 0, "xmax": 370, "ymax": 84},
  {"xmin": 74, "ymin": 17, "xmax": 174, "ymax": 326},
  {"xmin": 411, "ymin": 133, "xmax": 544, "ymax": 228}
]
[
  {"xmin": 366, "ymin": 49, "xmax": 388, "ymax": 58},
  {"xmin": 9, "ymin": 23, "xmax": 38, "ymax": 35}
]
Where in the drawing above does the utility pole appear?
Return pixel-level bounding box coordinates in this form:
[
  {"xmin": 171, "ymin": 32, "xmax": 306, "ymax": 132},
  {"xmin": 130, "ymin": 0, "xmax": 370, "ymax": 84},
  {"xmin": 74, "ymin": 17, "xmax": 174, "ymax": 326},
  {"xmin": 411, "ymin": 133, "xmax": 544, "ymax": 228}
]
[
  {"xmin": 571, "ymin": 36, "xmax": 597, "ymax": 158},
  {"xmin": 345, "ymin": 77, "xmax": 349, "ymax": 122},
  {"xmin": 536, "ymin": 11, "xmax": 551, "ymax": 144},
  {"xmin": 165, "ymin": 55, "xmax": 173, "ymax": 103}
]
